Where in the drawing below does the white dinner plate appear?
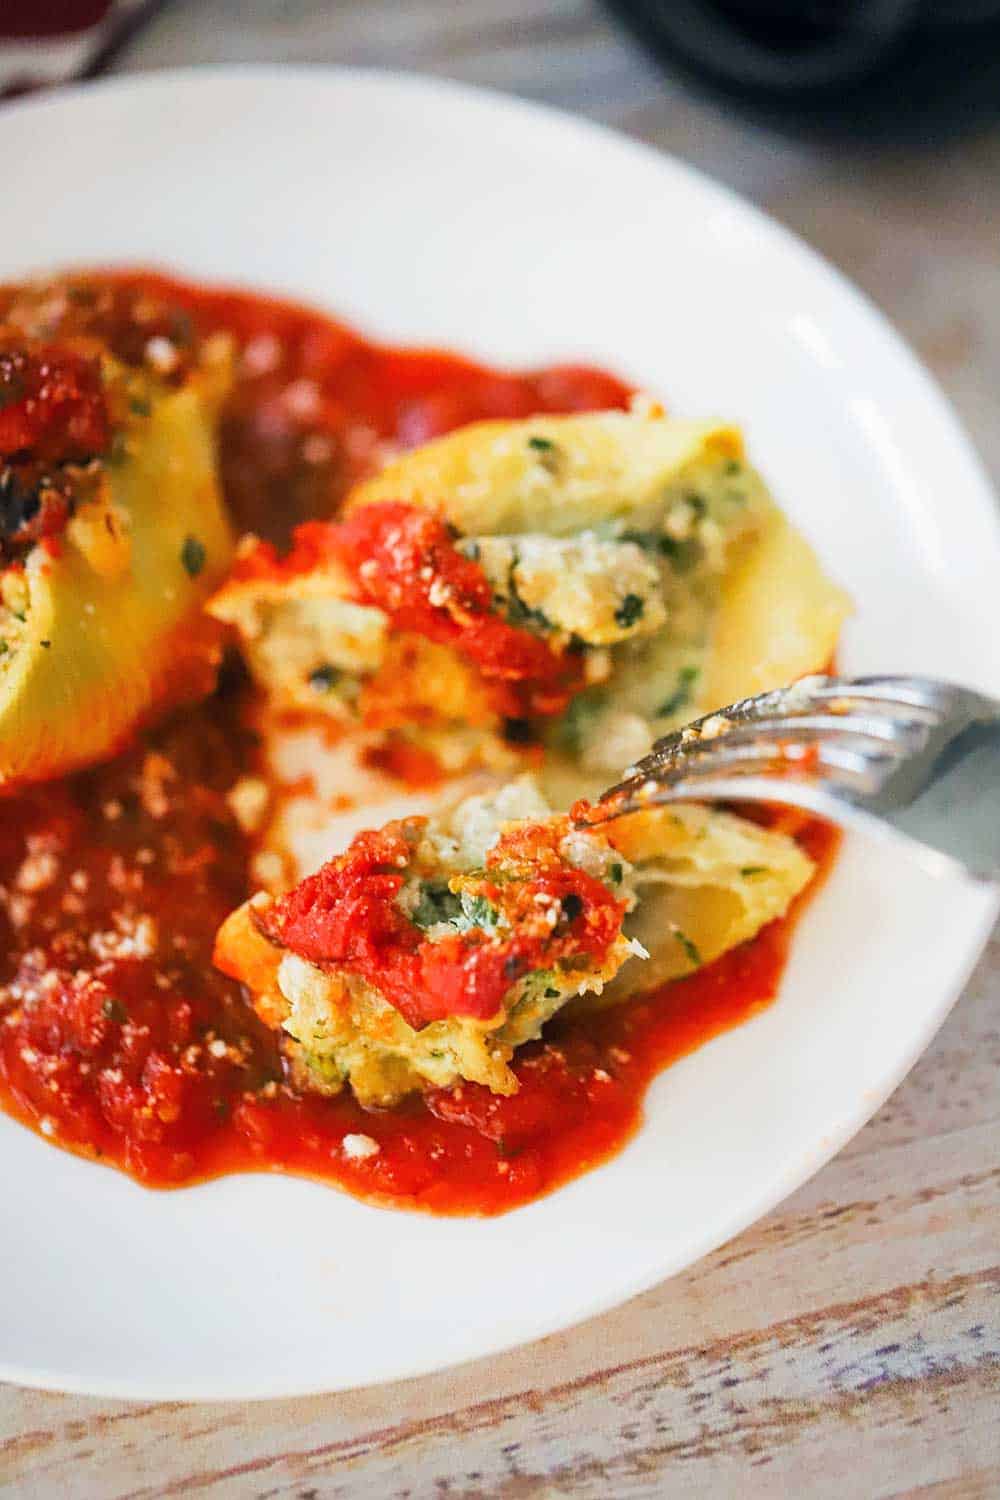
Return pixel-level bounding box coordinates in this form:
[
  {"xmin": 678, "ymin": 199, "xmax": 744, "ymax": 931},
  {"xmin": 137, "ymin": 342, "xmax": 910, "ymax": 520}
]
[{"xmin": 3, "ymin": 67, "xmax": 999, "ymax": 1400}]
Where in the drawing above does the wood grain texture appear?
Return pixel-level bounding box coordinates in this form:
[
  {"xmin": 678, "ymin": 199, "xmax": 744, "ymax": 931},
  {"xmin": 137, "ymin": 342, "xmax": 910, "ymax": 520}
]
[{"xmin": 2, "ymin": 2, "xmax": 999, "ymax": 1494}]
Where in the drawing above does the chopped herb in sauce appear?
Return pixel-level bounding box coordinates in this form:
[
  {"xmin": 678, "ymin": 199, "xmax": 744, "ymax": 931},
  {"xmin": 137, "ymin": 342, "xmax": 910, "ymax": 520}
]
[
  {"xmin": 129, "ymin": 397, "xmax": 152, "ymax": 417},
  {"xmin": 740, "ymin": 865, "xmax": 769, "ymax": 878},
  {"xmin": 672, "ymin": 926, "xmax": 702, "ymax": 968},
  {"xmin": 608, "ymin": 862, "xmax": 623, "ymax": 886},
  {"xmin": 460, "ymin": 892, "xmax": 500, "ymax": 931},
  {"xmin": 505, "ymin": 555, "xmax": 552, "ymax": 632},
  {"xmin": 658, "ymin": 535, "xmax": 701, "ymax": 574},
  {"xmin": 527, "ymin": 435, "xmax": 561, "ymax": 473},
  {"xmin": 308, "ymin": 663, "xmax": 340, "ymax": 692},
  {"xmin": 411, "ymin": 882, "xmax": 462, "ymax": 930},
  {"xmin": 614, "ymin": 593, "xmax": 645, "ymax": 629},
  {"xmin": 180, "ymin": 534, "xmax": 206, "ymax": 577},
  {"xmin": 658, "ymin": 665, "xmax": 700, "ymax": 719}
]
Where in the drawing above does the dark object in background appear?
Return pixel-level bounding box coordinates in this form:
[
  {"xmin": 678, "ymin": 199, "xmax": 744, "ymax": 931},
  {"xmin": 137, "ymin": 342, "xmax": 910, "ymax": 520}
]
[
  {"xmin": 0, "ymin": 0, "xmax": 170, "ymax": 98},
  {"xmin": 603, "ymin": 0, "xmax": 1000, "ymax": 141}
]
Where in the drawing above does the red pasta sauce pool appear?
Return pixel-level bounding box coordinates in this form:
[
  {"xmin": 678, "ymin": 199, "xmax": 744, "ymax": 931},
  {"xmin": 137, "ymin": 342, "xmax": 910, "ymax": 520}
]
[{"xmin": 0, "ymin": 271, "xmax": 838, "ymax": 1214}]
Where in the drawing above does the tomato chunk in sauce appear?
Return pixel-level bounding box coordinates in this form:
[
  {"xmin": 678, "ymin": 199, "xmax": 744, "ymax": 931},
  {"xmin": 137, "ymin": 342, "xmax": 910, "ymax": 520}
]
[{"xmin": 0, "ymin": 271, "xmax": 837, "ymax": 1213}]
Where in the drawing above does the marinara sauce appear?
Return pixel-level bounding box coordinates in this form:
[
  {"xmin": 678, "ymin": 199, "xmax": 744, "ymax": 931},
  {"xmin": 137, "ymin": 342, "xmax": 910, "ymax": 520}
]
[{"xmin": 0, "ymin": 271, "xmax": 837, "ymax": 1214}]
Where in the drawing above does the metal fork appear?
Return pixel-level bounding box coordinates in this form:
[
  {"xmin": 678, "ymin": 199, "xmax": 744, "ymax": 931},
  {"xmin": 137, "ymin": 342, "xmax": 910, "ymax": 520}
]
[{"xmin": 586, "ymin": 675, "xmax": 1000, "ymax": 883}]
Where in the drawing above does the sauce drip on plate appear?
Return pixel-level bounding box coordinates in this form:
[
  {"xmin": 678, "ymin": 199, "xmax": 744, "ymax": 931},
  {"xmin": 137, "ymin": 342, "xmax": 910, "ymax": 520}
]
[{"xmin": 0, "ymin": 271, "xmax": 836, "ymax": 1214}]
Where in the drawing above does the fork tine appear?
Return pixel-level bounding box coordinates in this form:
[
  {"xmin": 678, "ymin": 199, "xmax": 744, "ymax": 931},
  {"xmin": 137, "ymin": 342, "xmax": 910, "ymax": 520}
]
[
  {"xmin": 805, "ymin": 676, "xmax": 954, "ymax": 719},
  {"xmin": 649, "ymin": 711, "xmax": 927, "ymax": 760},
  {"xmin": 600, "ymin": 735, "xmax": 893, "ymax": 816},
  {"xmin": 614, "ymin": 705, "xmax": 925, "ymax": 792},
  {"xmin": 578, "ymin": 676, "xmax": 1000, "ymax": 881}
]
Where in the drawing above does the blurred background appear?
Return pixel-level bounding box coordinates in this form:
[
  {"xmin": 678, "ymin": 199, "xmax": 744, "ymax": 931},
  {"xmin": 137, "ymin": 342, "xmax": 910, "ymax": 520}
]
[{"xmin": 4, "ymin": 0, "xmax": 999, "ymax": 481}]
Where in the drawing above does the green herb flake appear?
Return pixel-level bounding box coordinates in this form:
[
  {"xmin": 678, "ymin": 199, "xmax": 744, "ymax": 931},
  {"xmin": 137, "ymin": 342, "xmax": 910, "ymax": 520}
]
[
  {"xmin": 129, "ymin": 396, "xmax": 152, "ymax": 417},
  {"xmin": 527, "ymin": 435, "xmax": 562, "ymax": 473},
  {"xmin": 544, "ymin": 986, "xmax": 561, "ymax": 999},
  {"xmin": 658, "ymin": 665, "xmax": 700, "ymax": 719},
  {"xmin": 505, "ymin": 553, "xmax": 552, "ymax": 632},
  {"xmin": 740, "ymin": 865, "xmax": 769, "ymax": 879},
  {"xmin": 614, "ymin": 593, "xmax": 646, "ymax": 629},
  {"xmin": 658, "ymin": 535, "xmax": 702, "ymax": 574},
  {"xmin": 411, "ymin": 882, "xmax": 462, "ymax": 931},
  {"xmin": 461, "ymin": 891, "xmax": 500, "ymax": 931},
  {"xmin": 181, "ymin": 534, "xmax": 206, "ymax": 577},
  {"xmin": 608, "ymin": 862, "xmax": 624, "ymax": 886},
  {"xmin": 725, "ymin": 459, "xmax": 742, "ymax": 476},
  {"xmin": 102, "ymin": 998, "xmax": 128, "ymax": 1023},
  {"xmin": 0, "ymin": 641, "xmax": 8, "ymax": 657},
  {"xmin": 39, "ymin": 639, "xmax": 51, "ymax": 649},
  {"xmin": 672, "ymin": 927, "xmax": 702, "ymax": 968}
]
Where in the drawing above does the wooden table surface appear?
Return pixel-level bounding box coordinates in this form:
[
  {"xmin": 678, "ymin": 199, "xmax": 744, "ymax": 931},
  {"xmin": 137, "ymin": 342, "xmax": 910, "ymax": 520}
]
[{"xmin": 3, "ymin": 3, "xmax": 999, "ymax": 1495}]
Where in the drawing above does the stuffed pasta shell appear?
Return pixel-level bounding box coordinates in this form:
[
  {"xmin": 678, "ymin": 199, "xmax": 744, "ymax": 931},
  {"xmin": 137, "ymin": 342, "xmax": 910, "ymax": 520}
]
[
  {"xmin": 0, "ymin": 277, "xmax": 235, "ymax": 786},
  {"xmin": 210, "ymin": 407, "xmax": 848, "ymax": 783},
  {"xmin": 214, "ymin": 775, "xmax": 813, "ymax": 1107}
]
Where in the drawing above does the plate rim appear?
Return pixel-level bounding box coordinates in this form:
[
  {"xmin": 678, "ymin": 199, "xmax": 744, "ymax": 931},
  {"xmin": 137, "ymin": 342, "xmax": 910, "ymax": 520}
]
[{"xmin": 1, "ymin": 62, "xmax": 998, "ymax": 1402}]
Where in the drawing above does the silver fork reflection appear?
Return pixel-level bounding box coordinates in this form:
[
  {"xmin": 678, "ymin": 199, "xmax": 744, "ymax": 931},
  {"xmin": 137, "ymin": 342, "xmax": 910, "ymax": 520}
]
[{"xmin": 585, "ymin": 675, "xmax": 1000, "ymax": 883}]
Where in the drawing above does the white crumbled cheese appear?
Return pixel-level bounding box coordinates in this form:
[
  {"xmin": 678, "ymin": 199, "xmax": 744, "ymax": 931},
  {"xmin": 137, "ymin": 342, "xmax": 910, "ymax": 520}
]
[
  {"xmin": 447, "ymin": 775, "xmax": 552, "ymax": 866},
  {"xmin": 342, "ymin": 1132, "xmax": 380, "ymax": 1161},
  {"xmin": 283, "ymin": 379, "xmax": 322, "ymax": 421},
  {"xmin": 208, "ymin": 1038, "xmax": 229, "ymax": 1059},
  {"xmin": 14, "ymin": 850, "xmax": 58, "ymax": 893},
  {"xmin": 242, "ymin": 333, "xmax": 282, "ymax": 375},
  {"xmin": 39, "ymin": 1117, "xmax": 56, "ymax": 1138},
  {"xmin": 581, "ymin": 713, "xmax": 654, "ymax": 774},
  {"xmin": 227, "ymin": 776, "xmax": 271, "ymax": 834},
  {"xmin": 145, "ymin": 336, "xmax": 179, "ymax": 375},
  {"xmin": 89, "ymin": 915, "xmax": 158, "ymax": 962},
  {"xmin": 559, "ymin": 830, "xmax": 611, "ymax": 880}
]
